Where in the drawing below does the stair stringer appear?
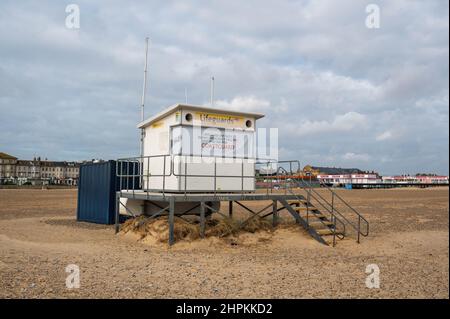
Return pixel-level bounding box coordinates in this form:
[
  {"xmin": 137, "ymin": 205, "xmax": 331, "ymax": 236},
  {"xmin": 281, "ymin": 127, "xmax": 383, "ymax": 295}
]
[{"xmin": 277, "ymin": 197, "xmax": 329, "ymax": 246}]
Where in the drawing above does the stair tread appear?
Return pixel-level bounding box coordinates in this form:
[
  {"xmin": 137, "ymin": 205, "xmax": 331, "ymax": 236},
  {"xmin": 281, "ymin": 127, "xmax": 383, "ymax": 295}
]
[
  {"xmin": 294, "ymin": 206, "xmax": 318, "ymax": 211},
  {"xmin": 315, "ymin": 228, "xmax": 343, "ymax": 236},
  {"xmin": 306, "ymin": 213, "xmax": 326, "ymax": 219},
  {"xmin": 288, "ymin": 199, "xmax": 307, "ymax": 204},
  {"xmin": 308, "ymin": 220, "xmax": 334, "ymax": 227},
  {"xmin": 281, "ymin": 192, "xmax": 366, "ymax": 246}
]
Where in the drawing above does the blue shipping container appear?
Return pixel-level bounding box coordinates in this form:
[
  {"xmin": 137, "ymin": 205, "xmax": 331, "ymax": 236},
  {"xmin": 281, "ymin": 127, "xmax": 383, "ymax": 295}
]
[{"xmin": 76, "ymin": 160, "xmax": 140, "ymax": 224}]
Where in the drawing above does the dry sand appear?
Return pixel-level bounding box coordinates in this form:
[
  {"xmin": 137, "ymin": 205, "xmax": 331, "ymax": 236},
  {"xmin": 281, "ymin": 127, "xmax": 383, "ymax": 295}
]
[{"xmin": 0, "ymin": 187, "xmax": 448, "ymax": 298}]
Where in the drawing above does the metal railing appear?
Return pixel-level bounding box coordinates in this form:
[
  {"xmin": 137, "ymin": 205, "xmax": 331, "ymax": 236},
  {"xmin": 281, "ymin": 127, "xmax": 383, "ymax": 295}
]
[
  {"xmin": 276, "ymin": 166, "xmax": 346, "ymax": 246},
  {"xmin": 116, "ymin": 156, "xmax": 368, "ymax": 241},
  {"xmin": 298, "ymin": 178, "xmax": 369, "ymax": 242},
  {"xmin": 116, "ymin": 155, "xmax": 280, "ymax": 198},
  {"xmin": 255, "ymin": 159, "xmax": 369, "ymax": 243},
  {"xmin": 272, "ymin": 162, "xmax": 369, "ymax": 243}
]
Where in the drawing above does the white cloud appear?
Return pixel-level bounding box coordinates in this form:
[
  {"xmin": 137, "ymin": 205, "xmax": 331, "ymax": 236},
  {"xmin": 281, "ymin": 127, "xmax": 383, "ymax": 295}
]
[
  {"xmin": 291, "ymin": 112, "xmax": 368, "ymax": 137},
  {"xmin": 342, "ymin": 152, "xmax": 370, "ymax": 162},
  {"xmin": 0, "ymin": 0, "xmax": 447, "ymax": 175},
  {"xmin": 214, "ymin": 95, "xmax": 270, "ymax": 112},
  {"xmin": 376, "ymin": 130, "xmax": 393, "ymax": 141}
]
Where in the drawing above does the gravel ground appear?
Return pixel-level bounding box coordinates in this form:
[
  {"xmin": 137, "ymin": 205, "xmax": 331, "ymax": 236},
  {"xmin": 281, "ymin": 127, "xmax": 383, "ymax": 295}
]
[{"xmin": 0, "ymin": 187, "xmax": 448, "ymax": 298}]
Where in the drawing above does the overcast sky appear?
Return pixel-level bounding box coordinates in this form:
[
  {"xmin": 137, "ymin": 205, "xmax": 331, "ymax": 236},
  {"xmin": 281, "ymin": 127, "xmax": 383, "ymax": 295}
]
[{"xmin": 0, "ymin": 0, "xmax": 448, "ymax": 175}]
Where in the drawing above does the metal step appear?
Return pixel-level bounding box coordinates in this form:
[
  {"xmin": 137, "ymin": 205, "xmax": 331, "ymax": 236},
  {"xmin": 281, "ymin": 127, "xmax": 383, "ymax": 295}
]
[
  {"xmin": 287, "ymin": 199, "xmax": 308, "ymax": 204},
  {"xmin": 277, "ymin": 197, "xmax": 329, "ymax": 246},
  {"xmin": 315, "ymin": 228, "xmax": 343, "ymax": 236},
  {"xmin": 291, "ymin": 176, "xmax": 369, "ymax": 245},
  {"xmin": 308, "ymin": 220, "xmax": 334, "ymax": 228},
  {"xmin": 303, "ymin": 212, "xmax": 327, "ymax": 219},
  {"xmin": 293, "ymin": 206, "xmax": 318, "ymax": 212}
]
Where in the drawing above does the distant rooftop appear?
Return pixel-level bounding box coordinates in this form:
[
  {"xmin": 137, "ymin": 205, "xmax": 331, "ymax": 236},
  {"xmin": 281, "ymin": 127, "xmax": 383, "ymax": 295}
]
[
  {"xmin": 311, "ymin": 166, "xmax": 365, "ymax": 175},
  {"xmin": 0, "ymin": 152, "xmax": 17, "ymax": 160},
  {"xmin": 15, "ymin": 160, "xmax": 79, "ymax": 167}
]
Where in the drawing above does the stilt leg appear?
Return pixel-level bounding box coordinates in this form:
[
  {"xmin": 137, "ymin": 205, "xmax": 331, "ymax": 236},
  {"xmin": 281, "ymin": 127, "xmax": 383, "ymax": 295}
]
[
  {"xmin": 115, "ymin": 192, "xmax": 120, "ymax": 233},
  {"xmin": 272, "ymin": 200, "xmax": 278, "ymax": 227},
  {"xmin": 228, "ymin": 201, "xmax": 233, "ymax": 218},
  {"xmin": 200, "ymin": 201, "xmax": 205, "ymax": 238},
  {"xmin": 169, "ymin": 198, "xmax": 175, "ymax": 246}
]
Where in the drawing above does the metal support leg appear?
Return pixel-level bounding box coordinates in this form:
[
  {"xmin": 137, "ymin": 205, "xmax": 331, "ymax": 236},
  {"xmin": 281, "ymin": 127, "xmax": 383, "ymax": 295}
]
[
  {"xmin": 200, "ymin": 201, "xmax": 206, "ymax": 238},
  {"xmin": 272, "ymin": 200, "xmax": 278, "ymax": 227},
  {"xmin": 168, "ymin": 198, "xmax": 175, "ymax": 246},
  {"xmin": 114, "ymin": 192, "xmax": 120, "ymax": 234},
  {"xmin": 228, "ymin": 201, "xmax": 233, "ymax": 218}
]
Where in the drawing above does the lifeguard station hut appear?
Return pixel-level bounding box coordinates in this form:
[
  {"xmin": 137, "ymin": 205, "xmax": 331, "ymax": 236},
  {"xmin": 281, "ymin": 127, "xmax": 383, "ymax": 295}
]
[
  {"xmin": 138, "ymin": 103, "xmax": 262, "ymax": 192},
  {"xmin": 115, "ymin": 103, "xmax": 369, "ymax": 247}
]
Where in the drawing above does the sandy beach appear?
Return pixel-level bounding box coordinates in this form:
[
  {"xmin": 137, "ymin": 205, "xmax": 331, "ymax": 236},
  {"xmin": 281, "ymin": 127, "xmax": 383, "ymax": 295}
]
[{"xmin": 0, "ymin": 187, "xmax": 448, "ymax": 298}]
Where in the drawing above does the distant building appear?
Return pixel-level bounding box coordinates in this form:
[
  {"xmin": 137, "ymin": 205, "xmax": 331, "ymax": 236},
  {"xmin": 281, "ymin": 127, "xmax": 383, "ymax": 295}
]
[
  {"xmin": 0, "ymin": 152, "xmax": 18, "ymax": 183},
  {"xmin": 0, "ymin": 152, "xmax": 80, "ymax": 185},
  {"xmin": 303, "ymin": 165, "xmax": 365, "ymax": 175},
  {"xmin": 302, "ymin": 164, "xmax": 383, "ymax": 185},
  {"xmin": 317, "ymin": 173, "xmax": 381, "ymax": 185},
  {"xmin": 382, "ymin": 175, "xmax": 449, "ymax": 185}
]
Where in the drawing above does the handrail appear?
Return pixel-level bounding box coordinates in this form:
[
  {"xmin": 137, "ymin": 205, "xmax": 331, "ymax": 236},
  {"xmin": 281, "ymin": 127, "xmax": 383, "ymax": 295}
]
[
  {"xmin": 117, "ymin": 154, "xmax": 263, "ymax": 196},
  {"xmin": 318, "ymin": 180, "xmax": 369, "ymax": 234},
  {"xmin": 296, "ymin": 178, "xmax": 369, "ymax": 241},
  {"xmin": 115, "ymin": 156, "xmax": 368, "ymax": 243},
  {"xmin": 115, "ymin": 155, "xmax": 368, "ymax": 244},
  {"xmin": 274, "ymin": 164, "xmax": 369, "ymax": 243},
  {"xmin": 277, "ymin": 166, "xmax": 346, "ymax": 244},
  {"xmin": 272, "ymin": 161, "xmax": 369, "ymax": 241}
]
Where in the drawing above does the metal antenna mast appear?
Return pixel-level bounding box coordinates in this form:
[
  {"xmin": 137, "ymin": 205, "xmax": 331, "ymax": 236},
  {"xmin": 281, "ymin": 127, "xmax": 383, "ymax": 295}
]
[
  {"xmin": 140, "ymin": 37, "xmax": 149, "ymax": 158},
  {"xmin": 210, "ymin": 76, "xmax": 215, "ymax": 107}
]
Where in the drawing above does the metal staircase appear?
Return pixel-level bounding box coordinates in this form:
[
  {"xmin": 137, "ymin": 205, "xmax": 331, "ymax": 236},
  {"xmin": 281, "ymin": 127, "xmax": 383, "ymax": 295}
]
[{"xmin": 274, "ymin": 165, "xmax": 369, "ymax": 246}]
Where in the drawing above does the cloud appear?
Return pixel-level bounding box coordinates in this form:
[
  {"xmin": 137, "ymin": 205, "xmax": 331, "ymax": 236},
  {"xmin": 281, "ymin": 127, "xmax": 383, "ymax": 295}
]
[
  {"xmin": 376, "ymin": 131, "xmax": 393, "ymax": 141},
  {"xmin": 0, "ymin": 0, "xmax": 448, "ymax": 175},
  {"xmin": 342, "ymin": 152, "xmax": 370, "ymax": 162},
  {"xmin": 214, "ymin": 96, "xmax": 271, "ymax": 112},
  {"xmin": 291, "ymin": 112, "xmax": 368, "ymax": 137}
]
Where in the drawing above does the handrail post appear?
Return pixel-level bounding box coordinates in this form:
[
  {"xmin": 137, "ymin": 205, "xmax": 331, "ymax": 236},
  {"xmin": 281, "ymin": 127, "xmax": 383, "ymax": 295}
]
[
  {"xmin": 184, "ymin": 156, "xmax": 187, "ymax": 198},
  {"xmin": 333, "ymin": 215, "xmax": 337, "ymax": 247},
  {"xmin": 162, "ymin": 156, "xmax": 166, "ymax": 197},
  {"xmin": 357, "ymin": 217, "xmax": 361, "ymax": 243},
  {"xmin": 306, "ymin": 199, "xmax": 309, "ymax": 226},
  {"xmin": 284, "ymin": 173, "xmax": 287, "ymax": 195},
  {"xmin": 306, "ymin": 186, "xmax": 311, "ymax": 225},
  {"xmin": 241, "ymin": 160, "xmax": 244, "ymax": 195},
  {"xmin": 132, "ymin": 159, "xmax": 135, "ymax": 198},
  {"xmin": 214, "ymin": 158, "xmax": 217, "ymax": 196},
  {"xmin": 146, "ymin": 156, "xmax": 150, "ymax": 200},
  {"xmin": 126, "ymin": 161, "xmax": 129, "ymax": 194},
  {"xmin": 331, "ymin": 192, "xmax": 334, "ymax": 217},
  {"xmin": 118, "ymin": 161, "xmax": 122, "ymax": 197},
  {"xmin": 138, "ymin": 156, "xmax": 141, "ymax": 191}
]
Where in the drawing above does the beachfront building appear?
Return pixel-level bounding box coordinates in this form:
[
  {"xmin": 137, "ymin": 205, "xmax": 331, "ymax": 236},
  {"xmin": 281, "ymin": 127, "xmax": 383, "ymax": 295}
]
[
  {"xmin": 0, "ymin": 152, "xmax": 80, "ymax": 185},
  {"xmin": 317, "ymin": 173, "xmax": 381, "ymax": 186},
  {"xmin": 382, "ymin": 175, "xmax": 449, "ymax": 185},
  {"xmin": 0, "ymin": 152, "xmax": 18, "ymax": 184}
]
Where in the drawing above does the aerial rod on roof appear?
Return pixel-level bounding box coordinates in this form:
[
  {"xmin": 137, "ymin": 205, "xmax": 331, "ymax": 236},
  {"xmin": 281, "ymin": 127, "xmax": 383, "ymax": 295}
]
[
  {"xmin": 210, "ymin": 76, "xmax": 215, "ymax": 107},
  {"xmin": 141, "ymin": 37, "xmax": 149, "ymax": 122},
  {"xmin": 140, "ymin": 37, "xmax": 149, "ymax": 159}
]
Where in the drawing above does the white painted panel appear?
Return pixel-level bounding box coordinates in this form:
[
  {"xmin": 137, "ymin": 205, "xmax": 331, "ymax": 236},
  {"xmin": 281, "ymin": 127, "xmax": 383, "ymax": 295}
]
[
  {"xmin": 172, "ymin": 126, "xmax": 255, "ymax": 159},
  {"xmin": 141, "ymin": 108, "xmax": 258, "ymax": 192}
]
